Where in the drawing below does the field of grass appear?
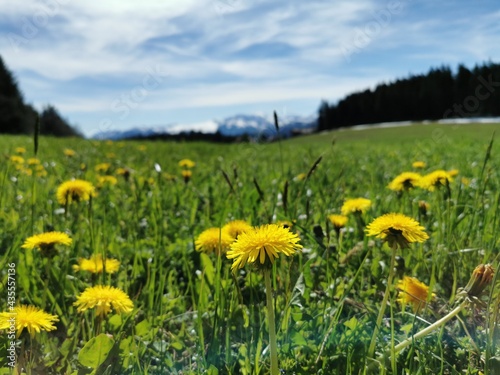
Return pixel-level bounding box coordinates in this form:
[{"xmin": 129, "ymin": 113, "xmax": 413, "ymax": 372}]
[{"xmin": 1, "ymin": 122, "xmax": 500, "ymax": 374}]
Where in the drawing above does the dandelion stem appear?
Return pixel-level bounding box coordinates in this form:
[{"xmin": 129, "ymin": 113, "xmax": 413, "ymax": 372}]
[
  {"xmin": 264, "ymin": 268, "xmax": 279, "ymax": 375},
  {"xmin": 392, "ymin": 299, "xmax": 468, "ymax": 354},
  {"xmin": 368, "ymin": 247, "xmax": 397, "ymax": 358}
]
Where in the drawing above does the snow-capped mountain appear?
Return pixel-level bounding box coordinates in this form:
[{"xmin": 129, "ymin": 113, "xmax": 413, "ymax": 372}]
[
  {"xmin": 91, "ymin": 114, "xmax": 317, "ymax": 140},
  {"xmin": 216, "ymin": 114, "xmax": 316, "ymax": 137}
]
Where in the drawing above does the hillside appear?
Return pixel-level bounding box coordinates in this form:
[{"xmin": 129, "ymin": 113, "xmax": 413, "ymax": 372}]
[{"xmin": 0, "ymin": 56, "xmax": 81, "ymax": 137}]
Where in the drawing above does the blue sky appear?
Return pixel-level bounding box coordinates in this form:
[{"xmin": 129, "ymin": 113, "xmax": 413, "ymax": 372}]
[{"xmin": 1, "ymin": 0, "xmax": 499, "ymax": 136}]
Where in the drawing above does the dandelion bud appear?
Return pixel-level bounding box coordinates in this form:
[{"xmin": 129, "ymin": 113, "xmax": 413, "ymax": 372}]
[{"xmin": 463, "ymin": 264, "xmax": 494, "ymax": 298}]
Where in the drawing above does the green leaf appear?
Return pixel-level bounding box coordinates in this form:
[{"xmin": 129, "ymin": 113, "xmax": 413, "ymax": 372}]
[
  {"xmin": 78, "ymin": 334, "xmax": 114, "ymax": 370},
  {"xmin": 170, "ymin": 341, "xmax": 183, "ymax": 350},
  {"xmin": 135, "ymin": 319, "xmax": 151, "ymax": 337},
  {"xmin": 290, "ymin": 331, "xmax": 308, "ymax": 347},
  {"xmin": 344, "ymin": 317, "xmax": 358, "ymax": 331},
  {"xmin": 108, "ymin": 314, "xmax": 122, "ymax": 331},
  {"xmin": 207, "ymin": 364, "xmax": 219, "ymax": 375}
]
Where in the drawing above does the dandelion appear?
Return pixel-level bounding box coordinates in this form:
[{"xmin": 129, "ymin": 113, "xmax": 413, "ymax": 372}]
[
  {"xmin": 412, "ymin": 161, "xmax": 426, "ymax": 169},
  {"xmin": 15, "ymin": 147, "xmax": 26, "ymax": 154},
  {"xmin": 195, "ymin": 227, "xmax": 234, "ymax": 255},
  {"xmin": 419, "ymin": 170, "xmax": 453, "ymax": 191},
  {"xmin": 0, "ymin": 305, "xmax": 58, "ymax": 338},
  {"xmin": 9, "ymin": 155, "xmax": 24, "ymax": 164},
  {"xmin": 386, "ymin": 264, "xmax": 495, "ymax": 362},
  {"xmin": 222, "ymin": 220, "xmax": 252, "ymax": 238},
  {"xmin": 181, "ymin": 169, "xmax": 192, "ymax": 183},
  {"xmin": 63, "ymin": 148, "xmax": 76, "ymax": 157},
  {"xmin": 227, "ymin": 224, "xmax": 301, "ymax": 375},
  {"xmin": 27, "ymin": 158, "xmax": 40, "ymax": 165},
  {"xmin": 341, "ymin": 198, "xmax": 372, "ymax": 215},
  {"xmin": 366, "ymin": 213, "xmax": 428, "ymax": 358},
  {"xmin": 388, "ymin": 172, "xmax": 421, "ymax": 191},
  {"xmin": 97, "ymin": 175, "xmax": 118, "ymax": 187},
  {"xmin": 56, "ymin": 179, "xmax": 96, "ymax": 205},
  {"xmin": 73, "ymin": 255, "xmax": 120, "ymax": 274},
  {"xmin": 366, "ymin": 213, "xmax": 428, "ymax": 249},
  {"xmin": 226, "ymin": 224, "xmax": 302, "ymax": 270},
  {"xmin": 461, "ymin": 263, "xmax": 495, "ymax": 298},
  {"xmin": 116, "ymin": 167, "xmax": 131, "ymax": 181},
  {"xmin": 328, "ymin": 214, "xmax": 348, "ymax": 230},
  {"xmin": 179, "ymin": 159, "xmax": 196, "ymax": 168},
  {"xmin": 397, "ymin": 276, "xmax": 435, "ymax": 312},
  {"xmin": 94, "ymin": 163, "xmax": 111, "ymax": 173},
  {"xmin": 447, "ymin": 169, "xmax": 459, "ymax": 177},
  {"xmin": 74, "ymin": 285, "xmax": 134, "ymax": 317},
  {"xmin": 22, "ymin": 231, "xmax": 72, "ymax": 253}
]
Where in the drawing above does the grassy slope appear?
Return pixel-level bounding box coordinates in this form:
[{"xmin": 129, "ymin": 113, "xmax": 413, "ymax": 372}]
[{"xmin": 0, "ymin": 122, "xmax": 499, "ymax": 374}]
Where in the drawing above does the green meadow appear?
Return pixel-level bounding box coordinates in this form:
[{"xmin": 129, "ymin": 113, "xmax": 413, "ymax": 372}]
[{"xmin": 1, "ymin": 122, "xmax": 500, "ymax": 374}]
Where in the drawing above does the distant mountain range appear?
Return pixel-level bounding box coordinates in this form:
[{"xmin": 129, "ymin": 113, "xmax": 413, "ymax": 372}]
[{"xmin": 92, "ymin": 114, "xmax": 317, "ymax": 140}]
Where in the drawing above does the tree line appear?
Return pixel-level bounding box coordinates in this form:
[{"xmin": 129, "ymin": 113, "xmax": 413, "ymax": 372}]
[
  {"xmin": 0, "ymin": 56, "xmax": 82, "ymax": 137},
  {"xmin": 318, "ymin": 62, "xmax": 500, "ymax": 131}
]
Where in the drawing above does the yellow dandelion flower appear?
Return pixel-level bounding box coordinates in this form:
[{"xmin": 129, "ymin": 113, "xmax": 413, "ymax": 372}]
[
  {"xmin": 412, "ymin": 161, "xmax": 426, "ymax": 169},
  {"xmin": 63, "ymin": 148, "xmax": 76, "ymax": 157},
  {"xmin": 73, "ymin": 255, "xmax": 120, "ymax": 274},
  {"xmin": 226, "ymin": 224, "xmax": 302, "ymax": 270},
  {"xmin": 341, "ymin": 198, "xmax": 372, "ymax": 215},
  {"xmin": 195, "ymin": 227, "xmax": 235, "ymax": 255},
  {"xmin": 56, "ymin": 179, "xmax": 96, "ymax": 205},
  {"xmin": 222, "ymin": 220, "xmax": 252, "ymax": 238},
  {"xmin": 9, "ymin": 155, "xmax": 24, "ymax": 164},
  {"xmin": 15, "ymin": 147, "xmax": 26, "ymax": 154},
  {"xmin": 106, "ymin": 152, "xmax": 116, "ymax": 159},
  {"xmin": 179, "ymin": 159, "xmax": 196, "ymax": 168},
  {"xmin": 388, "ymin": 172, "xmax": 422, "ymax": 191},
  {"xmin": 27, "ymin": 158, "xmax": 40, "ymax": 165},
  {"xmin": 95, "ymin": 163, "xmax": 111, "ymax": 173},
  {"xmin": 74, "ymin": 285, "xmax": 133, "ymax": 317},
  {"xmin": 366, "ymin": 213, "xmax": 428, "ymax": 249},
  {"xmin": 97, "ymin": 175, "xmax": 118, "ymax": 187},
  {"xmin": 328, "ymin": 214, "xmax": 348, "ymax": 229},
  {"xmin": 0, "ymin": 305, "xmax": 58, "ymax": 338},
  {"xmin": 418, "ymin": 170, "xmax": 453, "ymax": 191},
  {"xmin": 21, "ymin": 231, "xmax": 72, "ymax": 252},
  {"xmin": 397, "ymin": 276, "xmax": 435, "ymax": 312},
  {"xmin": 447, "ymin": 169, "xmax": 459, "ymax": 177},
  {"xmin": 461, "ymin": 177, "xmax": 470, "ymax": 186},
  {"xmin": 181, "ymin": 169, "xmax": 192, "ymax": 183}
]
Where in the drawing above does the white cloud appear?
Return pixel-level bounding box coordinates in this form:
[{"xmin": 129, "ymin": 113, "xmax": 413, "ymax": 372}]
[{"xmin": 1, "ymin": 0, "xmax": 500, "ymax": 135}]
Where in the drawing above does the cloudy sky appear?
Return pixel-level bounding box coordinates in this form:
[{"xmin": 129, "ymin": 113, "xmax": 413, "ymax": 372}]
[{"xmin": 1, "ymin": 0, "xmax": 499, "ymax": 136}]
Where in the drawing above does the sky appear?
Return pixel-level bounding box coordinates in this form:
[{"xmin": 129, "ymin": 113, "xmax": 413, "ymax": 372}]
[{"xmin": 1, "ymin": 0, "xmax": 500, "ymax": 137}]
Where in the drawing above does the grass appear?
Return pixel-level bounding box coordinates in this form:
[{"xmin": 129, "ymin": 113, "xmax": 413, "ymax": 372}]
[{"xmin": 0, "ymin": 121, "xmax": 500, "ymax": 374}]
